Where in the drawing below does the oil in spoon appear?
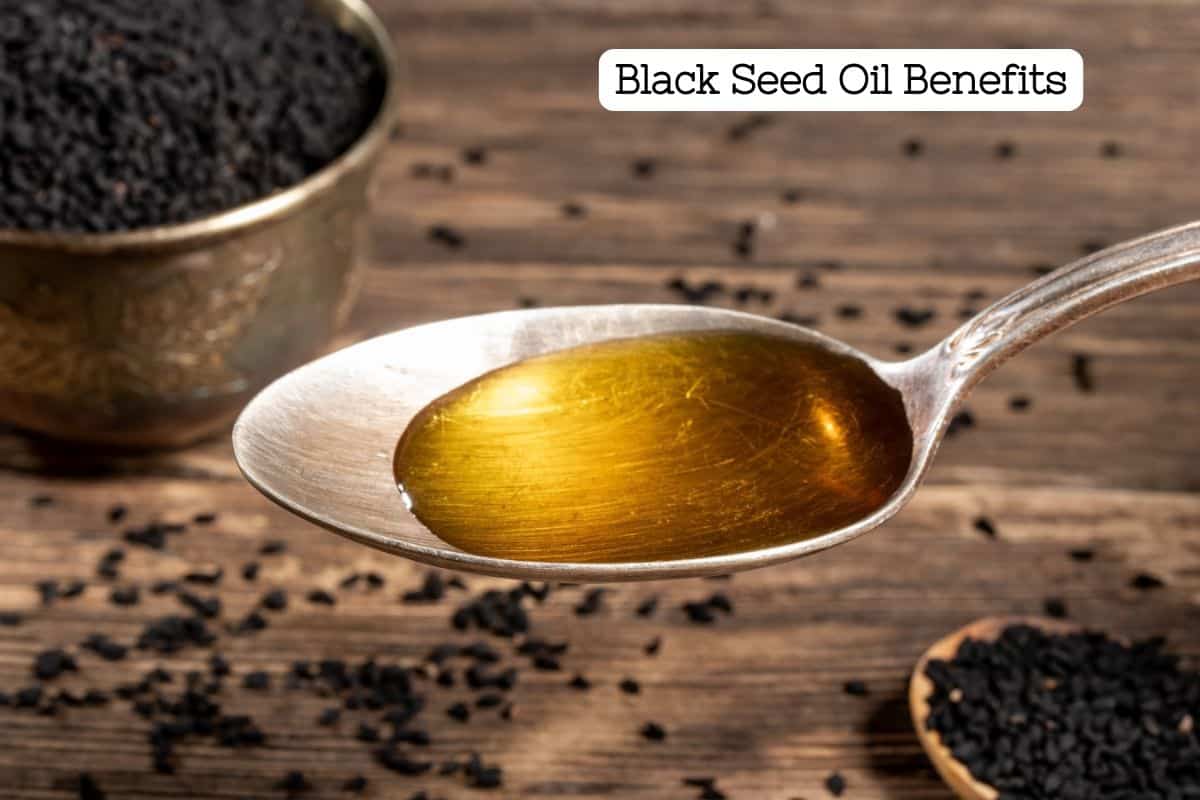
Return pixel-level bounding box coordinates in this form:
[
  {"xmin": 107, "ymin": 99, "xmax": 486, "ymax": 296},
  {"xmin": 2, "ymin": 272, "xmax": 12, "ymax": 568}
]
[{"xmin": 394, "ymin": 330, "xmax": 913, "ymax": 564}]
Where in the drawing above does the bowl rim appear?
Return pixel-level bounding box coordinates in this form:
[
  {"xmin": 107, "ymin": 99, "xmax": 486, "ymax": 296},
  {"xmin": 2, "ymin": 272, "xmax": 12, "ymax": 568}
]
[{"xmin": 0, "ymin": 0, "xmax": 400, "ymax": 255}]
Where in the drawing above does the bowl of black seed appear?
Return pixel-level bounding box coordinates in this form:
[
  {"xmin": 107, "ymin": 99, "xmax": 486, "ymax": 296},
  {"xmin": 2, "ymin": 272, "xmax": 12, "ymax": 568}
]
[
  {"xmin": 911, "ymin": 617, "xmax": 1200, "ymax": 799},
  {"xmin": 0, "ymin": 0, "xmax": 398, "ymax": 447}
]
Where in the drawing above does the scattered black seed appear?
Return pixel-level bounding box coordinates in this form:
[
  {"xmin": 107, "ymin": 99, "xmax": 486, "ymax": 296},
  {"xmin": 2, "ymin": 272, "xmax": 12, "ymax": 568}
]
[
  {"xmin": 34, "ymin": 649, "xmax": 78, "ymax": 680},
  {"xmin": 447, "ymin": 701, "xmax": 471, "ymax": 722},
  {"xmin": 903, "ymin": 138, "xmax": 924, "ymax": 157},
  {"xmin": 1131, "ymin": 572, "xmax": 1166, "ymax": 590},
  {"xmin": 276, "ymin": 771, "xmax": 313, "ymax": 794},
  {"xmin": 644, "ymin": 636, "xmax": 662, "ymax": 656},
  {"xmin": 666, "ymin": 277, "xmax": 724, "ymax": 304},
  {"xmin": 453, "ymin": 588, "xmax": 529, "ymax": 637},
  {"xmin": 632, "ymin": 158, "xmax": 657, "ymax": 178},
  {"xmin": 124, "ymin": 522, "xmax": 185, "ymax": 551},
  {"xmin": 476, "ymin": 692, "xmax": 504, "ymax": 709},
  {"xmin": 261, "ymin": 589, "xmax": 289, "ymax": 612},
  {"xmin": 727, "ymin": 112, "xmax": 772, "ymax": 141},
  {"xmin": 1101, "ymin": 140, "xmax": 1123, "ymax": 158},
  {"xmin": 733, "ymin": 221, "xmax": 757, "ymax": 259},
  {"xmin": 0, "ymin": 0, "xmax": 384, "ymax": 233},
  {"xmin": 561, "ymin": 201, "xmax": 587, "ymax": 218},
  {"xmin": 1030, "ymin": 262, "xmax": 1055, "ymax": 276},
  {"xmin": 106, "ymin": 505, "xmax": 128, "ymax": 524},
  {"xmin": 464, "ymin": 753, "xmax": 504, "ymax": 788},
  {"xmin": 184, "ymin": 567, "xmax": 223, "ymax": 586},
  {"xmin": 318, "ymin": 707, "xmax": 341, "ymax": 726},
  {"xmin": 843, "ymin": 680, "xmax": 869, "ymax": 697},
  {"xmin": 779, "ymin": 311, "xmax": 820, "ymax": 327},
  {"xmin": 192, "ymin": 512, "xmax": 218, "ymax": 526},
  {"xmin": 1008, "ymin": 395, "xmax": 1032, "ymax": 412},
  {"xmin": 574, "ymin": 588, "xmax": 608, "ymax": 616},
  {"xmin": 796, "ymin": 272, "xmax": 820, "ymax": 290},
  {"xmin": 973, "ymin": 516, "xmax": 998, "ymax": 539},
  {"xmin": 640, "ymin": 721, "xmax": 667, "ymax": 741},
  {"xmin": 177, "ymin": 591, "xmax": 221, "ymax": 620},
  {"xmin": 110, "ymin": 586, "xmax": 140, "ymax": 607},
  {"xmin": 1069, "ymin": 547, "xmax": 1096, "ymax": 562},
  {"xmin": 924, "ymin": 624, "xmax": 1200, "ymax": 798},
  {"xmin": 232, "ymin": 611, "xmax": 269, "ymax": 636},
  {"xmin": 836, "ymin": 304, "xmax": 863, "ymax": 320},
  {"xmin": 307, "ymin": 589, "xmax": 337, "ymax": 606},
  {"xmin": 78, "ymin": 773, "xmax": 106, "ymax": 800},
  {"xmin": 894, "ymin": 343, "xmax": 914, "ymax": 355},
  {"xmin": 462, "ymin": 146, "xmax": 488, "ymax": 165},
  {"xmin": 428, "ymin": 225, "xmax": 465, "ymax": 249},
  {"xmin": 568, "ymin": 674, "xmax": 592, "ymax": 690},
  {"xmin": 241, "ymin": 671, "xmax": 271, "ymax": 691},
  {"xmin": 96, "ymin": 548, "xmax": 125, "ymax": 580},
  {"xmin": 0, "ymin": 613, "xmax": 23, "ymax": 627},
  {"xmin": 150, "ymin": 581, "xmax": 179, "ymax": 595},
  {"xmin": 782, "ymin": 188, "xmax": 804, "ymax": 204},
  {"xmin": 945, "ymin": 409, "xmax": 976, "ymax": 438},
  {"xmin": 824, "ymin": 771, "xmax": 847, "ymax": 796},
  {"xmin": 260, "ymin": 540, "xmax": 288, "ymax": 556},
  {"xmin": 1071, "ymin": 353, "xmax": 1095, "ymax": 392},
  {"xmin": 894, "ymin": 307, "xmax": 936, "ymax": 328},
  {"xmin": 1043, "ymin": 597, "xmax": 1068, "ymax": 618},
  {"xmin": 30, "ymin": 494, "xmax": 55, "ymax": 508},
  {"xmin": 38, "ymin": 579, "xmax": 86, "ymax": 606},
  {"xmin": 403, "ymin": 572, "xmax": 446, "ymax": 604},
  {"xmin": 137, "ymin": 615, "xmax": 216, "ymax": 653},
  {"xmin": 994, "ymin": 141, "xmax": 1017, "ymax": 159},
  {"xmin": 241, "ymin": 562, "xmax": 261, "ymax": 581},
  {"xmin": 1080, "ymin": 240, "xmax": 1107, "ymax": 255},
  {"xmin": 619, "ymin": 678, "xmax": 641, "ymax": 695},
  {"xmin": 374, "ymin": 746, "xmax": 432, "ymax": 776}
]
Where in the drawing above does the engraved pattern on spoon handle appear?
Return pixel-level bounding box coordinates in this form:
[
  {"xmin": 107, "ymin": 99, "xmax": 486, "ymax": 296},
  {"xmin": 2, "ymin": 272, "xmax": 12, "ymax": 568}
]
[{"xmin": 944, "ymin": 220, "xmax": 1200, "ymax": 387}]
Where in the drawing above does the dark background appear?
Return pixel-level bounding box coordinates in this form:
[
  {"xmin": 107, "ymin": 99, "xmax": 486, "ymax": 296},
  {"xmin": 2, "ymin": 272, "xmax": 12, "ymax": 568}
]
[{"xmin": 0, "ymin": 1, "xmax": 1197, "ymax": 797}]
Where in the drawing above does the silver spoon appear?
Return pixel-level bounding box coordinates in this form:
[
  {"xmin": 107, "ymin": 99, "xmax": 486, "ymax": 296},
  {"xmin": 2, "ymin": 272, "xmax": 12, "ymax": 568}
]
[{"xmin": 233, "ymin": 221, "xmax": 1200, "ymax": 582}]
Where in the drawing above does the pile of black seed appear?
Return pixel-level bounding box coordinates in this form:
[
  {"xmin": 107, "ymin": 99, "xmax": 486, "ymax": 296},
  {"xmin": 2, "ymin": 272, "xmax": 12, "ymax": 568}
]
[
  {"xmin": 0, "ymin": 0, "xmax": 385, "ymax": 233},
  {"xmin": 924, "ymin": 624, "xmax": 1200, "ymax": 799}
]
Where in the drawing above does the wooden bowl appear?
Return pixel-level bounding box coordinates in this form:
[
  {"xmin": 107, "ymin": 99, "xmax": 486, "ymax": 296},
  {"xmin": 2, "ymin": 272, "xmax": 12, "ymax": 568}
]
[{"xmin": 908, "ymin": 616, "xmax": 1083, "ymax": 800}]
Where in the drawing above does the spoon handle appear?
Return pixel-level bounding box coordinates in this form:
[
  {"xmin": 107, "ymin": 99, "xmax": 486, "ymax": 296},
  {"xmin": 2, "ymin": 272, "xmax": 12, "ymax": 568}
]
[{"xmin": 942, "ymin": 220, "xmax": 1200, "ymax": 389}]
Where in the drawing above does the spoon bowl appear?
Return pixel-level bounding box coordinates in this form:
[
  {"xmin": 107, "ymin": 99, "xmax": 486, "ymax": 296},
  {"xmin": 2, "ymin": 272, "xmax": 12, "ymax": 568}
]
[{"xmin": 234, "ymin": 221, "xmax": 1200, "ymax": 581}]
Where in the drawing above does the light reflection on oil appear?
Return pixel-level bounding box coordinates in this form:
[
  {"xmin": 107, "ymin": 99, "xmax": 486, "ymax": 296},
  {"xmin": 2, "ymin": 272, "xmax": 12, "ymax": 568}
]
[{"xmin": 394, "ymin": 330, "xmax": 913, "ymax": 563}]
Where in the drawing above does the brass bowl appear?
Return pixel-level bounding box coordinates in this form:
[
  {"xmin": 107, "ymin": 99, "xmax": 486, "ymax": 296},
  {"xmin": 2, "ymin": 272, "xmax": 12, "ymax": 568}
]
[{"xmin": 0, "ymin": 0, "xmax": 399, "ymax": 448}]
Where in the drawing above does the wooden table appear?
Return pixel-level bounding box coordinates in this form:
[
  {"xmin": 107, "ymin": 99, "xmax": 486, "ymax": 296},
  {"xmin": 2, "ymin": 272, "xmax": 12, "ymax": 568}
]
[{"xmin": 2, "ymin": 2, "xmax": 1198, "ymax": 797}]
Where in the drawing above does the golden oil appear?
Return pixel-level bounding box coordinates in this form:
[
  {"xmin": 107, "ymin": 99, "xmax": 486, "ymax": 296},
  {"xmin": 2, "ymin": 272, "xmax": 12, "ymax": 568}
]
[{"xmin": 394, "ymin": 330, "xmax": 912, "ymax": 563}]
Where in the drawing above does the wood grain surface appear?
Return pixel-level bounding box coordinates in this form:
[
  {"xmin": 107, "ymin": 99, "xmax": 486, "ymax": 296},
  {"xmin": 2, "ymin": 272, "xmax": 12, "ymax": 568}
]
[{"xmin": 1, "ymin": 1, "xmax": 1199, "ymax": 797}]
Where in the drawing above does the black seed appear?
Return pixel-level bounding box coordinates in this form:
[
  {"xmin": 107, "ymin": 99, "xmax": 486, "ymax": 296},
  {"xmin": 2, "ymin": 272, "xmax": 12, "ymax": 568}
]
[
  {"xmin": 561, "ymin": 201, "xmax": 587, "ymax": 218},
  {"xmin": 192, "ymin": 512, "xmax": 218, "ymax": 526},
  {"xmin": 945, "ymin": 409, "xmax": 976, "ymax": 438},
  {"xmin": 574, "ymin": 588, "xmax": 608, "ymax": 616},
  {"xmin": 318, "ymin": 707, "xmax": 341, "ymax": 726},
  {"xmin": 259, "ymin": 540, "xmax": 288, "ymax": 556},
  {"xmin": 109, "ymin": 586, "xmax": 140, "ymax": 607},
  {"xmin": 78, "ymin": 773, "xmax": 106, "ymax": 800},
  {"xmin": 994, "ymin": 141, "xmax": 1017, "ymax": 159},
  {"xmin": 825, "ymin": 771, "xmax": 847, "ymax": 796},
  {"xmin": 1101, "ymin": 141, "xmax": 1123, "ymax": 158},
  {"xmin": 30, "ymin": 494, "xmax": 55, "ymax": 508},
  {"xmin": 429, "ymin": 225, "xmax": 466, "ymax": 249},
  {"xmin": 342, "ymin": 775, "xmax": 368, "ymax": 792},
  {"xmin": 241, "ymin": 671, "xmax": 271, "ymax": 691},
  {"xmin": 666, "ymin": 278, "xmax": 724, "ymax": 305},
  {"xmin": 0, "ymin": 613, "xmax": 23, "ymax": 627},
  {"xmin": 836, "ymin": 304, "xmax": 863, "ymax": 320},
  {"xmin": 644, "ymin": 636, "xmax": 662, "ymax": 656},
  {"xmin": 34, "ymin": 649, "xmax": 78, "ymax": 680},
  {"xmin": 241, "ymin": 562, "xmax": 261, "ymax": 581},
  {"xmin": 276, "ymin": 771, "xmax": 312, "ymax": 793},
  {"xmin": 106, "ymin": 505, "xmax": 128, "ymax": 524},
  {"xmin": 727, "ymin": 112, "xmax": 772, "ymax": 141},
  {"xmin": 640, "ymin": 721, "xmax": 667, "ymax": 741},
  {"xmin": 903, "ymin": 138, "xmax": 924, "ymax": 157},
  {"xmin": 894, "ymin": 343, "xmax": 913, "ymax": 355},
  {"xmin": 782, "ymin": 188, "xmax": 804, "ymax": 204},
  {"xmin": 462, "ymin": 146, "xmax": 488, "ymax": 165},
  {"xmin": 307, "ymin": 589, "xmax": 337, "ymax": 606},
  {"xmin": 1071, "ymin": 353, "xmax": 1095, "ymax": 392},
  {"xmin": 1008, "ymin": 395, "xmax": 1032, "ymax": 412},
  {"xmin": 1080, "ymin": 240, "xmax": 1107, "ymax": 255},
  {"xmin": 568, "ymin": 674, "xmax": 592, "ymax": 690},
  {"xmin": 972, "ymin": 516, "xmax": 998, "ymax": 539},
  {"xmin": 632, "ymin": 158, "xmax": 657, "ymax": 178},
  {"xmin": 261, "ymin": 589, "xmax": 289, "ymax": 612},
  {"xmin": 1068, "ymin": 547, "xmax": 1095, "ymax": 562},
  {"xmin": 619, "ymin": 678, "xmax": 641, "ymax": 695},
  {"xmin": 177, "ymin": 591, "xmax": 221, "ymax": 619},
  {"xmin": 1130, "ymin": 572, "xmax": 1165, "ymax": 590},
  {"xmin": 447, "ymin": 701, "xmax": 471, "ymax": 722},
  {"xmin": 1030, "ymin": 262, "xmax": 1055, "ymax": 276},
  {"xmin": 842, "ymin": 680, "xmax": 869, "ymax": 697},
  {"xmin": 894, "ymin": 307, "xmax": 936, "ymax": 328},
  {"xmin": 1043, "ymin": 597, "xmax": 1068, "ymax": 618}
]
